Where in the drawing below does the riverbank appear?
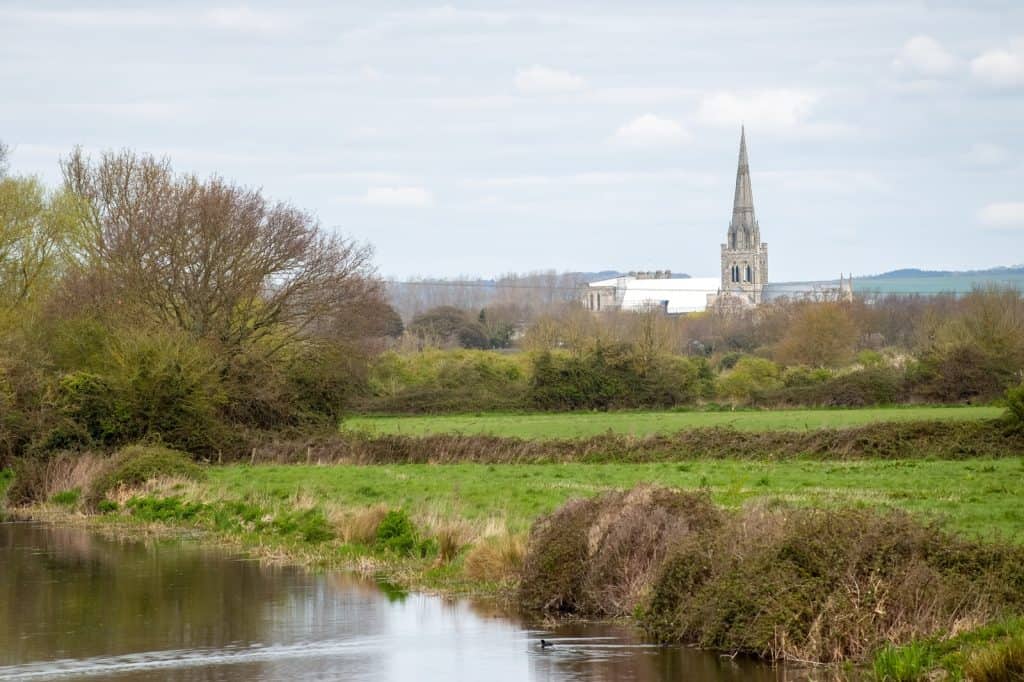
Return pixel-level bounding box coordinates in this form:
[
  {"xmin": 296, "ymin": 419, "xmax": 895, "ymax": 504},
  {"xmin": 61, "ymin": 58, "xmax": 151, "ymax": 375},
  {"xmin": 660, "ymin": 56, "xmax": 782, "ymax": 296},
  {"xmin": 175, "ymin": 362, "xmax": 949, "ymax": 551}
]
[
  {"xmin": 9, "ymin": 465, "xmax": 1024, "ymax": 680},
  {"xmin": 5, "ymin": 442, "xmax": 1024, "ymax": 679}
]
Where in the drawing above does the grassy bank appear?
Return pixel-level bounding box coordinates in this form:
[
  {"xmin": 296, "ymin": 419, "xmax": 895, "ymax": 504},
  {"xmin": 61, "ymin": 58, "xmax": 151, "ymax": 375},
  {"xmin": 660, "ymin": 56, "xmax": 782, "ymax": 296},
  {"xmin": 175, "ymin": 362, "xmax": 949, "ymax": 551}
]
[
  {"xmin": 345, "ymin": 405, "xmax": 1001, "ymax": 439},
  {"xmin": 7, "ymin": 447, "xmax": 1024, "ymax": 678},
  {"xmin": 14, "ymin": 455, "xmax": 1023, "ymax": 550}
]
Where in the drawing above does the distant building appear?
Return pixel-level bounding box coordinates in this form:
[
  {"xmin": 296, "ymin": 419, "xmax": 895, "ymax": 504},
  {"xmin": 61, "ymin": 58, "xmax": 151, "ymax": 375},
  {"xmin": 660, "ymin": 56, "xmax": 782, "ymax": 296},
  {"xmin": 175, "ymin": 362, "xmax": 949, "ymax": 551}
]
[
  {"xmin": 581, "ymin": 128, "xmax": 852, "ymax": 315},
  {"xmin": 583, "ymin": 271, "xmax": 720, "ymax": 314},
  {"xmin": 712, "ymin": 126, "xmax": 768, "ymax": 307}
]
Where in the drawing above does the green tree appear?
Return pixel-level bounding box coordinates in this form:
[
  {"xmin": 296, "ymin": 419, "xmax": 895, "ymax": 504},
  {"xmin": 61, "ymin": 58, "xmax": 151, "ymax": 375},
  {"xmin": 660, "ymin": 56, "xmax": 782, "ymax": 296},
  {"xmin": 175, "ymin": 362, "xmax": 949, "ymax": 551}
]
[
  {"xmin": 0, "ymin": 176, "xmax": 79, "ymax": 325},
  {"xmin": 717, "ymin": 356, "xmax": 782, "ymax": 406},
  {"xmin": 774, "ymin": 303, "xmax": 858, "ymax": 367}
]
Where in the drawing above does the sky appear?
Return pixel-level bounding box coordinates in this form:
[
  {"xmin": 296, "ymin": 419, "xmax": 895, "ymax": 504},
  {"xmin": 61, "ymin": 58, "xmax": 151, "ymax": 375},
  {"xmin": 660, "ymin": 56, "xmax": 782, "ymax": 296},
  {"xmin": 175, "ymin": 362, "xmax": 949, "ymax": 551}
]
[{"xmin": 2, "ymin": 1, "xmax": 1023, "ymax": 281}]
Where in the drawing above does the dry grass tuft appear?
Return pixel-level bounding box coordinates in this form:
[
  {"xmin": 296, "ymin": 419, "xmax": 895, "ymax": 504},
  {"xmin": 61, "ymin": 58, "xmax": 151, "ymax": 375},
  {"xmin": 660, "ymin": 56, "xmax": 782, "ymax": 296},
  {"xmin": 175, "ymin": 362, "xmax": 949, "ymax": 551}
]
[
  {"xmin": 464, "ymin": 532, "xmax": 527, "ymax": 582},
  {"xmin": 5, "ymin": 452, "xmax": 106, "ymax": 505},
  {"xmin": 427, "ymin": 518, "xmax": 473, "ymax": 564},
  {"xmin": 335, "ymin": 504, "xmax": 390, "ymax": 544},
  {"xmin": 963, "ymin": 634, "xmax": 1024, "ymax": 682}
]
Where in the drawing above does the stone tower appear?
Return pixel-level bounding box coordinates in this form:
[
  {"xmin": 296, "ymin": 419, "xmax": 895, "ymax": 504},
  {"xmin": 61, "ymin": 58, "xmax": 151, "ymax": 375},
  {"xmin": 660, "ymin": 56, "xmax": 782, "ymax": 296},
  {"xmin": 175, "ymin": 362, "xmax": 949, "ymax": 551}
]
[{"xmin": 720, "ymin": 127, "xmax": 768, "ymax": 304}]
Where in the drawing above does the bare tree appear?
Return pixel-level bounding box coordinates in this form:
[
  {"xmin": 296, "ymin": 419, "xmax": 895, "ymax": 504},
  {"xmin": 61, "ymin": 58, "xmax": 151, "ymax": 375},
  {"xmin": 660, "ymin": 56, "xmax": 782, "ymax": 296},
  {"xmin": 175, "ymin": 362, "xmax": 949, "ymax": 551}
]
[{"xmin": 61, "ymin": 148, "xmax": 382, "ymax": 355}]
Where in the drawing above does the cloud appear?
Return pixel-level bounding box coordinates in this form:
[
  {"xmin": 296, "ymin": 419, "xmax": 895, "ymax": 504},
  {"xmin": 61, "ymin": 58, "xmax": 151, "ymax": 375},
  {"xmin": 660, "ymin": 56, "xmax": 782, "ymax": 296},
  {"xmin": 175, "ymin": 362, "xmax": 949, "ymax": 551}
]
[
  {"xmin": 613, "ymin": 114, "xmax": 689, "ymax": 147},
  {"xmin": 964, "ymin": 143, "xmax": 1011, "ymax": 168},
  {"xmin": 0, "ymin": 8, "xmax": 174, "ymax": 28},
  {"xmin": 971, "ymin": 41, "xmax": 1024, "ymax": 89},
  {"xmin": 514, "ymin": 65, "xmax": 585, "ymax": 95},
  {"xmin": 761, "ymin": 170, "xmax": 888, "ymax": 195},
  {"xmin": 203, "ymin": 7, "xmax": 294, "ymax": 32},
  {"xmin": 893, "ymin": 35, "xmax": 956, "ymax": 76},
  {"xmin": 696, "ymin": 89, "xmax": 815, "ymax": 129},
  {"xmin": 364, "ymin": 186, "xmax": 433, "ymax": 207},
  {"xmin": 465, "ymin": 170, "xmax": 715, "ymax": 188},
  {"xmin": 0, "ymin": 6, "xmax": 297, "ymax": 32},
  {"xmin": 978, "ymin": 202, "xmax": 1024, "ymax": 230}
]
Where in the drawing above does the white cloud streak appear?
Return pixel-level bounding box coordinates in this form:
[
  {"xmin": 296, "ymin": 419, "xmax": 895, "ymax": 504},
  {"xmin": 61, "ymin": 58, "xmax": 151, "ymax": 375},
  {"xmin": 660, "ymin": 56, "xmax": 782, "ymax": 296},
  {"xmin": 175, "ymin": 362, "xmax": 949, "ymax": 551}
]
[
  {"xmin": 613, "ymin": 114, "xmax": 689, "ymax": 147},
  {"xmin": 971, "ymin": 40, "xmax": 1024, "ymax": 89},
  {"xmin": 514, "ymin": 66, "xmax": 585, "ymax": 94},
  {"xmin": 364, "ymin": 186, "xmax": 434, "ymax": 207},
  {"xmin": 893, "ymin": 35, "xmax": 956, "ymax": 76},
  {"xmin": 978, "ymin": 202, "xmax": 1024, "ymax": 229}
]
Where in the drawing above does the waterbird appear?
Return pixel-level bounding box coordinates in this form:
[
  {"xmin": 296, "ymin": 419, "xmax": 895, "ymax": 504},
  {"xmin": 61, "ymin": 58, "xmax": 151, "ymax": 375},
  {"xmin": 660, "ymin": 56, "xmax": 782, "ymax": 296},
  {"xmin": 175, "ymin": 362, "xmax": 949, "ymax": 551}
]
[{"xmin": 539, "ymin": 639, "xmax": 554, "ymax": 649}]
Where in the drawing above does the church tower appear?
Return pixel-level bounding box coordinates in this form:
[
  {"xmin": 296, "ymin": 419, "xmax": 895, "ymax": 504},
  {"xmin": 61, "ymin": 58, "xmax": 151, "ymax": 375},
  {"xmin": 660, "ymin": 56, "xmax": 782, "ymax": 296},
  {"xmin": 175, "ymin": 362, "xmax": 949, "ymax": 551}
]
[{"xmin": 720, "ymin": 127, "xmax": 768, "ymax": 304}]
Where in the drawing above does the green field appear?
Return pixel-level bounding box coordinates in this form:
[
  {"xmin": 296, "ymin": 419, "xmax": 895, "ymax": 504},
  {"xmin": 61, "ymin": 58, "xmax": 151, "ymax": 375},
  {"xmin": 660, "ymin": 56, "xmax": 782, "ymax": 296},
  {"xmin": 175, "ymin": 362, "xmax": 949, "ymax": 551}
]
[
  {"xmin": 205, "ymin": 457, "xmax": 1024, "ymax": 541},
  {"xmin": 345, "ymin": 406, "xmax": 1001, "ymax": 439}
]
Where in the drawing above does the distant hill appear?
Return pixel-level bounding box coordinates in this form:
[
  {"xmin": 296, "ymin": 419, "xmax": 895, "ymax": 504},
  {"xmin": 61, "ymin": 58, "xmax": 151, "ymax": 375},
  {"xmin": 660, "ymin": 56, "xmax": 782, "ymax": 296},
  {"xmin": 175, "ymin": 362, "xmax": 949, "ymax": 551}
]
[
  {"xmin": 861, "ymin": 266, "xmax": 1024, "ymax": 279},
  {"xmin": 853, "ymin": 265, "xmax": 1024, "ymax": 295}
]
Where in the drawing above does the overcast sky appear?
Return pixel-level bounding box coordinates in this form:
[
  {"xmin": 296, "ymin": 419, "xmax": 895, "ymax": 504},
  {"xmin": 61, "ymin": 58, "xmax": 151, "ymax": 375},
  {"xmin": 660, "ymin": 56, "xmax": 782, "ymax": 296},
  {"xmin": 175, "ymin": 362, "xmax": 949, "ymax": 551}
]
[{"xmin": 2, "ymin": 1, "xmax": 1023, "ymax": 281}]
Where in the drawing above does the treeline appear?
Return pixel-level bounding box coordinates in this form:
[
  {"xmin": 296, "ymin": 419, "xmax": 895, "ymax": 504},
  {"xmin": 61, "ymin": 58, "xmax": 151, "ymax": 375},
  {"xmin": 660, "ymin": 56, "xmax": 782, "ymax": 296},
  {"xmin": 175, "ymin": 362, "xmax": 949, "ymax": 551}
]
[
  {"xmin": 363, "ymin": 289, "xmax": 1024, "ymax": 412},
  {"xmin": 3, "ymin": 141, "xmax": 1023, "ymax": 466},
  {"xmin": 386, "ymin": 271, "xmax": 588, "ymax": 322},
  {"xmin": 0, "ymin": 144, "xmax": 396, "ymax": 465}
]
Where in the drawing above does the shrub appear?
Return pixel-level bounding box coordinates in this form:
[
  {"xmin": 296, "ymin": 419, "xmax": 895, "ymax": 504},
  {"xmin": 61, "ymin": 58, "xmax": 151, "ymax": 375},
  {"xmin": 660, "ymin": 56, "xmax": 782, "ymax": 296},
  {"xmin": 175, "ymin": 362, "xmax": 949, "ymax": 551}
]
[
  {"xmin": 757, "ymin": 367, "xmax": 905, "ymax": 408},
  {"xmin": 3, "ymin": 452, "xmax": 105, "ymax": 507},
  {"xmin": 857, "ymin": 349, "xmax": 886, "ymax": 368},
  {"xmin": 408, "ymin": 306, "xmax": 491, "ymax": 349},
  {"xmin": 84, "ymin": 445, "xmax": 204, "ymax": 509},
  {"xmin": 1006, "ymin": 382, "xmax": 1024, "ymax": 429},
  {"xmin": 716, "ymin": 357, "xmax": 781, "ymax": 405},
  {"xmin": 375, "ymin": 509, "xmax": 418, "ymax": 555},
  {"xmin": 50, "ymin": 488, "xmax": 80, "ymax": 507},
  {"xmin": 53, "ymin": 329, "xmax": 227, "ymax": 453},
  {"xmin": 97, "ymin": 499, "xmax": 118, "ymax": 514},
  {"xmin": 273, "ymin": 508, "xmax": 334, "ymax": 543},
  {"xmin": 637, "ymin": 355, "xmax": 705, "ymax": 407},
  {"xmin": 780, "ymin": 365, "xmax": 831, "ymax": 388},
  {"xmin": 55, "ymin": 371, "xmax": 126, "ymax": 446},
  {"xmin": 517, "ymin": 486, "xmax": 722, "ymax": 617},
  {"xmin": 909, "ymin": 345, "xmax": 1014, "ymax": 404},
  {"xmin": 280, "ymin": 342, "xmax": 369, "ymax": 422},
  {"xmin": 774, "ymin": 303, "xmax": 858, "ymax": 367},
  {"xmin": 0, "ymin": 468, "xmax": 12, "ymax": 496},
  {"xmin": 530, "ymin": 347, "xmax": 704, "ymax": 410},
  {"xmin": 641, "ymin": 506, "xmax": 1024, "ymax": 664},
  {"xmin": 364, "ymin": 349, "xmax": 529, "ymax": 413}
]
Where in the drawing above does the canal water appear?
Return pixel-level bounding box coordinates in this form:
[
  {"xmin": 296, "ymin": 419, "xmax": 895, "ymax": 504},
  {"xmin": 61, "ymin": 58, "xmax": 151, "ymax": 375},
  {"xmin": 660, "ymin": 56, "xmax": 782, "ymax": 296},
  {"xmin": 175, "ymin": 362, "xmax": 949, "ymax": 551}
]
[{"xmin": 0, "ymin": 522, "xmax": 794, "ymax": 681}]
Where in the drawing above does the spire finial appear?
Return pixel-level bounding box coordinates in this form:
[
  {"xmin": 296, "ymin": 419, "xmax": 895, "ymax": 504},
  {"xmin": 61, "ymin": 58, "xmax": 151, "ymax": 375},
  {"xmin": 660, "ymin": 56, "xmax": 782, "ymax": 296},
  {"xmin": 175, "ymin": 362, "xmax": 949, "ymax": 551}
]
[{"xmin": 732, "ymin": 127, "xmax": 754, "ymax": 223}]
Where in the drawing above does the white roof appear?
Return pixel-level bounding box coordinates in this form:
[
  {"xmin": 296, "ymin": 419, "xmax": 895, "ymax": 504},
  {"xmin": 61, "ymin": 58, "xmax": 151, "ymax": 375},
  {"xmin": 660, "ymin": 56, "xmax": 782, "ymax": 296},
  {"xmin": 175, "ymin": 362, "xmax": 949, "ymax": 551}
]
[{"xmin": 587, "ymin": 276, "xmax": 720, "ymax": 314}]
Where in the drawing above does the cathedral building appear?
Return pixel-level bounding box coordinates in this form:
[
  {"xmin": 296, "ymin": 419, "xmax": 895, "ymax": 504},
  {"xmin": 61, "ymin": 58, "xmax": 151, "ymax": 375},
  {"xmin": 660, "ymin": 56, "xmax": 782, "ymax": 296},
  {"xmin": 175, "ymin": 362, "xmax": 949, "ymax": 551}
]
[
  {"xmin": 714, "ymin": 126, "xmax": 768, "ymax": 307},
  {"xmin": 580, "ymin": 128, "xmax": 852, "ymax": 314}
]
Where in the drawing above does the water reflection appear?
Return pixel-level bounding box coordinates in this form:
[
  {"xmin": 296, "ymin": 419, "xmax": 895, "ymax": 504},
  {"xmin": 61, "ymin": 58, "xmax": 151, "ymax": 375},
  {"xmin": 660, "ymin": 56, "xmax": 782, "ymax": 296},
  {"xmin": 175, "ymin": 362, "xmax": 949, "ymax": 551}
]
[{"xmin": 0, "ymin": 522, "xmax": 803, "ymax": 681}]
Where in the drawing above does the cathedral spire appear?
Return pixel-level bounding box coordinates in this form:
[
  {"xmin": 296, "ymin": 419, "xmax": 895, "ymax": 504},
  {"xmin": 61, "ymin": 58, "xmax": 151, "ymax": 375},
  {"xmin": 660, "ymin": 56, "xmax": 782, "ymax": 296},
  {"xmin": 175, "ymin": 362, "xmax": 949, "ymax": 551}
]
[{"xmin": 731, "ymin": 126, "xmax": 755, "ymax": 228}]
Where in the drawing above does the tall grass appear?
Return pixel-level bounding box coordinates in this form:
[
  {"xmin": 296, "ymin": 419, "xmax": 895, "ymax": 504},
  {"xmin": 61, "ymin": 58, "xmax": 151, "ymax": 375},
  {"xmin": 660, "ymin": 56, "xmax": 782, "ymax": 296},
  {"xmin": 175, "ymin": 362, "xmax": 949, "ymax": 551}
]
[
  {"xmin": 963, "ymin": 634, "xmax": 1024, "ymax": 681},
  {"xmin": 872, "ymin": 642, "xmax": 933, "ymax": 681}
]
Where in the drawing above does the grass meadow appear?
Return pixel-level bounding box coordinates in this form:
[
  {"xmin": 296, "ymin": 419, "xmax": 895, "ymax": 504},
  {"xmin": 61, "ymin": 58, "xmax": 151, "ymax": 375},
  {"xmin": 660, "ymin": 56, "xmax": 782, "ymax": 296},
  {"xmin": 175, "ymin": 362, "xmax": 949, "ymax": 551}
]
[
  {"xmin": 344, "ymin": 405, "xmax": 1001, "ymax": 439},
  {"xmin": 205, "ymin": 456, "xmax": 1024, "ymax": 542}
]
